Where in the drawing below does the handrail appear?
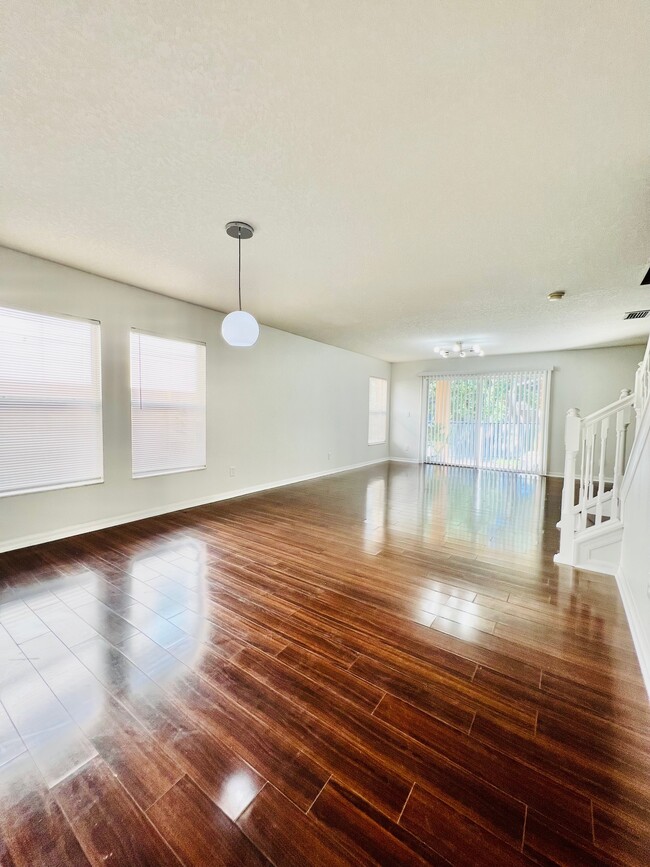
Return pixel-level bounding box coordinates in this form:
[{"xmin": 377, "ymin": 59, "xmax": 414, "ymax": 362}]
[
  {"xmin": 634, "ymin": 338, "xmax": 650, "ymax": 421},
  {"xmin": 571, "ymin": 489, "xmax": 613, "ymax": 514},
  {"xmin": 581, "ymin": 391, "xmax": 633, "ymax": 426}
]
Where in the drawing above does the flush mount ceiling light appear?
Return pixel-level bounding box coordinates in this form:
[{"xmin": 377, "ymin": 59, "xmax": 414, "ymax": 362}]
[
  {"xmin": 221, "ymin": 221, "xmax": 260, "ymax": 347},
  {"xmin": 433, "ymin": 341, "xmax": 484, "ymax": 358},
  {"xmin": 547, "ymin": 290, "xmax": 566, "ymax": 301}
]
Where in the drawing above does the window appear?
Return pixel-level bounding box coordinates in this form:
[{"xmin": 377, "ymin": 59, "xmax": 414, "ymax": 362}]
[
  {"xmin": 130, "ymin": 330, "xmax": 206, "ymax": 478},
  {"xmin": 368, "ymin": 376, "xmax": 388, "ymax": 445},
  {"xmin": 0, "ymin": 306, "xmax": 103, "ymax": 496},
  {"xmin": 424, "ymin": 370, "xmax": 550, "ymax": 474}
]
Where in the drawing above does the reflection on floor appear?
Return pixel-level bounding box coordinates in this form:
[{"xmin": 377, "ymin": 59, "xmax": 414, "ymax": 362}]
[{"xmin": 0, "ymin": 462, "xmax": 648, "ymax": 865}]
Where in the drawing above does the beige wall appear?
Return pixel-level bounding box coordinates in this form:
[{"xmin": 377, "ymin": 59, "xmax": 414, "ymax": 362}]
[
  {"xmin": 0, "ymin": 247, "xmax": 390, "ymax": 550},
  {"xmin": 389, "ymin": 345, "xmax": 645, "ymax": 475}
]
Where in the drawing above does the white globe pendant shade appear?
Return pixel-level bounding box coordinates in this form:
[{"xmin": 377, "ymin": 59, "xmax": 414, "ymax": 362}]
[{"xmin": 221, "ymin": 310, "xmax": 259, "ymax": 347}]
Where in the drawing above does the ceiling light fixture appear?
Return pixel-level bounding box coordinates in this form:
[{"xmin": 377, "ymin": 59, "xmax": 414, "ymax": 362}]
[
  {"xmin": 221, "ymin": 221, "xmax": 259, "ymax": 347},
  {"xmin": 547, "ymin": 290, "xmax": 565, "ymax": 301},
  {"xmin": 435, "ymin": 341, "xmax": 484, "ymax": 358}
]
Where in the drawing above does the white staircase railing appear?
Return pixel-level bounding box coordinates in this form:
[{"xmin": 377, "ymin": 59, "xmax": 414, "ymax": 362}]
[
  {"xmin": 555, "ymin": 389, "xmax": 633, "ymax": 566},
  {"xmin": 555, "ymin": 336, "xmax": 650, "ymax": 572},
  {"xmin": 634, "ymin": 338, "xmax": 650, "ymax": 424}
]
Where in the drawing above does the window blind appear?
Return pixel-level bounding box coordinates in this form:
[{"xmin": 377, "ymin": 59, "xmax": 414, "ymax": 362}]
[
  {"xmin": 0, "ymin": 306, "xmax": 103, "ymax": 497},
  {"xmin": 424, "ymin": 370, "xmax": 550, "ymax": 474},
  {"xmin": 130, "ymin": 331, "xmax": 206, "ymax": 478},
  {"xmin": 368, "ymin": 376, "xmax": 388, "ymax": 445}
]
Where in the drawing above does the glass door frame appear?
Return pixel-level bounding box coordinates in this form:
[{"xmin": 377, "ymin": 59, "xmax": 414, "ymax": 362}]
[{"xmin": 418, "ymin": 369, "xmax": 552, "ymax": 475}]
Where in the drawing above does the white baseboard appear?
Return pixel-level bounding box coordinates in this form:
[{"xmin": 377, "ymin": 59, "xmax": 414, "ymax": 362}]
[
  {"xmin": 0, "ymin": 457, "xmax": 390, "ymax": 554},
  {"xmin": 553, "ymin": 552, "xmax": 617, "ymax": 576},
  {"xmin": 388, "ymin": 456, "xmax": 420, "ymax": 463},
  {"xmin": 615, "ymin": 566, "xmax": 650, "ymax": 702},
  {"xmin": 575, "ymin": 560, "xmax": 617, "ymax": 576}
]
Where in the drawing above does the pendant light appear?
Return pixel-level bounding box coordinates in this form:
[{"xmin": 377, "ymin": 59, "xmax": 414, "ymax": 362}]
[{"xmin": 221, "ymin": 221, "xmax": 260, "ymax": 347}]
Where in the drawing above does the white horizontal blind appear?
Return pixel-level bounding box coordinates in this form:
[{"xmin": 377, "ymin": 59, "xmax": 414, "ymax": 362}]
[
  {"xmin": 425, "ymin": 370, "xmax": 549, "ymax": 474},
  {"xmin": 130, "ymin": 331, "xmax": 206, "ymax": 478},
  {"xmin": 0, "ymin": 306, "xmax": 103, "ymax": 496},
  {"xmin": 368, "ymin": 376, "xmax": 388, "ymax": 444}
]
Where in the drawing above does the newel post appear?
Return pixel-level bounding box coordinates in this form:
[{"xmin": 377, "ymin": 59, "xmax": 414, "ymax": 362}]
[{"xmin": 557, "ymin": 407, "xmax": 581, "ymax": 563}]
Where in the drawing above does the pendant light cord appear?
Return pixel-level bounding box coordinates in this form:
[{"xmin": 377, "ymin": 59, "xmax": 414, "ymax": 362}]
[{"xmin": 238, "ymin": 229, "xmax": 242, "ymax": 311}]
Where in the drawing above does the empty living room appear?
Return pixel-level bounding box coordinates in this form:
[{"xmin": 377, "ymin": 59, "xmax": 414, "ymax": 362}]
[{"xmin": 1, "ymin": 2, "xmax": 650, "ymax": 865}]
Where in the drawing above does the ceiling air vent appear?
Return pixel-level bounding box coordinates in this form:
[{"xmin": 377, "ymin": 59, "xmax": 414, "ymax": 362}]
[{"xmin": 624, "ymin": 310, "xmax": 649, "ymax": 320}]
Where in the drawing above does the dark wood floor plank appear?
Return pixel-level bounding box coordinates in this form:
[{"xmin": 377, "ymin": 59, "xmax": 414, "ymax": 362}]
[
  {"xmin": 0, "ymin": 752, "xmax": 90, "ymax": 867},
  {"xmin": 233, "ymin": 644, "xmax": 527, "ymax": 842},
  {"xmin": 540, "ymin": 670, "xmax": 650, "ymax": 732},
  {"xmin": 536, "ymin": 708, "xmax": 650, "ymax": 781},
  {"xmin": 591, "ymin": 800, "xmax": 650, "ymax": 867},
  {"xmin": 282, "ymin": 580, "xmax": 480, "ymax": 680},
  {"xmin": 471, "ymin": 706, "xmax": 650, "ymax": 819},
  {"xmin": 475, "ymin": 665, "xmax": 650, "ymax": 739},
  {"xmin": 237, "ymin": 783, "xmax": 355, "ymax": 866},
  {"xmin": 400, "ymin": 783, "xmax": 532, "ymax": 866},
  {"xmin": 74, "ymin": 634, "xmax": 327, "ymax": 813},
  {"xmin": 147, "ymin": 775, "xmax": 270, "ymax": 866},
  {"xmin": 20, "ymin": 631, "xmax": 184, "ymax": 810},
  {"xmin": 374, "ymin": 693, "xmax": 594, "ymax": 842},
  {"xmin": 53, "ymin": 757, "xmax": 183, "ymax": 866},
  {"xmin": 0, "ymin": 464, "xmax": 647, "ymax": 865},
  {"xmin": 201, "ymin": 646, "xmax": 411, "ymax": 819},
  {"xmin": 349, "ymin": 651, "xmax": 478, "ymax": 732},
  {"xmin": 162, "ymin": 724, "xmax": 265, "ymax": 820},
  {"xmin": 276, "ymin": 642, "xmax": 385, "ymax": 713},
  {"xmin": 523, "ymin": 809, "xmax": 621, "ymax": 866},
  {"xmin": 310, "ymin": 777, "xmax": 450, "ymax": 865}
]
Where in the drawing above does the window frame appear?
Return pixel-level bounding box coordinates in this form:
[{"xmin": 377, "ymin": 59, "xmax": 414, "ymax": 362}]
[
  {"xmin": 368, "ymin": 376, "xmax": 389, "ymax": 446},
  {"xmin": 0, "ymin": 305, "xmax": 104, "ymax": 498},
  {"xmin": 129, "ymin": 328, "xmax": 207, "ymax": 480}
]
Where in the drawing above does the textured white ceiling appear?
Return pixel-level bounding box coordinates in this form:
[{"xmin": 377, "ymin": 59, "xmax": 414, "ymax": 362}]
[{"xmin": 1, "ymin": 1, "xmax": 649, "ymax": 361}]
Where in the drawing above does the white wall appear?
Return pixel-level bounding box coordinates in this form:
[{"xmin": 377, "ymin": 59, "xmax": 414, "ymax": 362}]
[
  {"xmin": 390, "ymin": 345, "xmax": 645, "ymax": 475},
  {"xmin": 619, "ymin": 397, "xmax": 650, "ymax": 698},
  {"xmin": 0, "ymin": 247, "xmax": 390, "ymax": 551}
]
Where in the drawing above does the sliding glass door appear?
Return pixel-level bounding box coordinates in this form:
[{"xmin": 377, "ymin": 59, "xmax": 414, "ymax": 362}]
[{"xmin": 424, "ymin": 370, "xmax": 550, "ymax": 474}]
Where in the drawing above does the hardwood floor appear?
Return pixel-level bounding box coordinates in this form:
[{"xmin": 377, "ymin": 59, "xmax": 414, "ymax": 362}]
[{"xmin": 0, "ymin": 462, "xmax": 648, "ymax": 865}]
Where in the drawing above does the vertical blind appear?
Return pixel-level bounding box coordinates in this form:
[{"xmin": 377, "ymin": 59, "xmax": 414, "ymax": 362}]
[
  {"xmin": 368, "ymin": 376, "xmax": 388, "ymax": 444},
  {"xmin": 0, "ymin": 306, "xmax": 103, "ymax": 496},
  {"xmin": 424, "ymin": 370, "xmax": 550, "ymax": 474},
  {"xmin": 130, "ymin": 331, "xmax": 206, "ymax": 478}
]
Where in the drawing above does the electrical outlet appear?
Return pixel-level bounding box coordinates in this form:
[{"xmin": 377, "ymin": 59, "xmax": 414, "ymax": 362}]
[
  {"xmin": 229, "ymin": 466, "xmax": 236, "ymax": 477},
  {"xmin": 327, "ymin": 452, "xmax": 331, "ymax": 460}
]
